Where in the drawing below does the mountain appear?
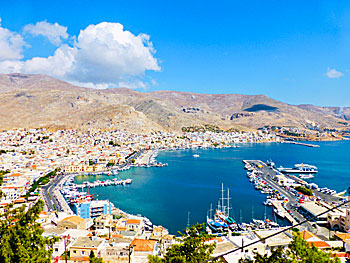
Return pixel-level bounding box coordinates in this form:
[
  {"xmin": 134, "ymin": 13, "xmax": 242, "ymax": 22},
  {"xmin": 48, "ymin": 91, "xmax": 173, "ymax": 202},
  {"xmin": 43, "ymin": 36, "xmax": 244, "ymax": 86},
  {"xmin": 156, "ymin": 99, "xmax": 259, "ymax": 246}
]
[{"xmin": 0, "ymin": 73, "xmax": 348, "ymax": 133}]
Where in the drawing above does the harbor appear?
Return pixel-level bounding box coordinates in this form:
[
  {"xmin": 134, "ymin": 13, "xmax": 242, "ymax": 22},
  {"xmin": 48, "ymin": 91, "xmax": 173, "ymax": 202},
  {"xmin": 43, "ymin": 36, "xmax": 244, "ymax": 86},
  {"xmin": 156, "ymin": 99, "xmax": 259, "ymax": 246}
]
[
  {"xmin": 73, "ymin": 140, "xmax": 350, "ymax": 234},
  {"xmin": 242, "ymin": 159, "xmax": 345, "ymax": 233}
]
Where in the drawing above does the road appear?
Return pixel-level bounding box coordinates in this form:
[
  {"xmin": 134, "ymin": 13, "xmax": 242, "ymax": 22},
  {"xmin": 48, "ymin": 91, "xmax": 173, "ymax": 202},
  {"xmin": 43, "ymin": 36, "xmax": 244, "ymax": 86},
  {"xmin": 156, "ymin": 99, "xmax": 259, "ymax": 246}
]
[{"xmin": 41, "ymin": 173, "xmax": 66, "ymax": 212}]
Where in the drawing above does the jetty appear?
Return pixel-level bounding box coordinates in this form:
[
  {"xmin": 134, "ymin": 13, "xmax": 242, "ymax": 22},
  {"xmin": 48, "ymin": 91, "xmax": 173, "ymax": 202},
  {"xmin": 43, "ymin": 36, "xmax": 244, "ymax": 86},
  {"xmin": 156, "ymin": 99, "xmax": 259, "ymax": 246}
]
[
  {"xmin": 243, "ymin": 159, "xmax": 312, "ymax": 229},
  {"xmin": 282, "ymin": 141, "xmax": 320, "ymax": 148}
]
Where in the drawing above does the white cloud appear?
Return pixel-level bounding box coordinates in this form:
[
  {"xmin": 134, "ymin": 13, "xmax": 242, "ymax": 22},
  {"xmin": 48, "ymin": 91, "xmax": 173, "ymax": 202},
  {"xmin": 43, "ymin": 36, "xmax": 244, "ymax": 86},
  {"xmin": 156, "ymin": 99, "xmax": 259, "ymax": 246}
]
[
  {"xmin": 22, "ymin": 44, "xmax": 77, "ymax": 77},
  {"xmin": 23, "ymin": 21, "xmax": 68, "ymax": 46},
  {"xmin": 71, "ymin": 22, "xmax": 160, "ymax": 84},
  {"xmin": 0, "ymin": 21, "xmax": 160, "ymax": 89},
  {"xmin": 0, "ymin": 24, "xmax": 26, "ymax": 61},
  {"xmin": 326, "ymin": 67, "xmax": 344, "ymax": 79}
]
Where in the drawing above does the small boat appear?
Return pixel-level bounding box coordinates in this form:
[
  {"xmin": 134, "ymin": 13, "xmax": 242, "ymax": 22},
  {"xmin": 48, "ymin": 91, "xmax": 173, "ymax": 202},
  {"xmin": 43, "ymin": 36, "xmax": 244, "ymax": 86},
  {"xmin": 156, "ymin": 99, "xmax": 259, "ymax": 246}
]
[
  {"xmin": 274, "ymin": 208, "xmax": 285, "ymax": 218},
  {"xmin": 300, "ymin": 174, "xmax": 314, "ymax": 179},
  {"xmin": 266, "ymin": 159, "xmax": 276, "ymax": 168},
  {"xmin": 263, "ymin": 200, "xmax": 272, "ymax": 206},
  {"xmin": 193, "ymin": 154, "xmax": 200, "ymax": 158}
]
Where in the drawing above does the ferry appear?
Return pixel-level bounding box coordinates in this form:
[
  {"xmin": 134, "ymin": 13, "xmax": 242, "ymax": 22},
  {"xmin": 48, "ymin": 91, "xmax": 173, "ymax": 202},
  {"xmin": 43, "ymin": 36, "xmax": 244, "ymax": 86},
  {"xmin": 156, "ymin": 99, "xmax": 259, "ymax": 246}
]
[{"xmin": 278, "ymin": 163, "xmax": 318, "ymax": 174}]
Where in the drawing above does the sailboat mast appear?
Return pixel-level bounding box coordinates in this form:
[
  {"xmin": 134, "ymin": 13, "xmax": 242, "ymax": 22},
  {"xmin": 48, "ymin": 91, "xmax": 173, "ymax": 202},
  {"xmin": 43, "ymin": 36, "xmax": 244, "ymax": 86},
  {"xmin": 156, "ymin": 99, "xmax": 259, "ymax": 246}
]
[
  {"xmin": 187, "ymin": 211, "xmax": 190, "ymax": 228},
  {"xmin": 221, "ymin": 183, "xmax": 225, "ymax": 214},
  {"xmin": 210, "ymin": 203, "xmax": 213, "ymax": 219},
  {"xmin": 227, "ymin": 188, "xmax": 231, "ymax": 217}
]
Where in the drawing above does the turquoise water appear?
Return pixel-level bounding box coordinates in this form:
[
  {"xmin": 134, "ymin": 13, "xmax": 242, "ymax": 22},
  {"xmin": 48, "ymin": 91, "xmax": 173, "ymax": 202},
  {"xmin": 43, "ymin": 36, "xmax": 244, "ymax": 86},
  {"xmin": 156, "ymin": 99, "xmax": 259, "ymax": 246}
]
[{"xmin": 75, "ymin": 141, "xmax": 350, "ymax": 234}]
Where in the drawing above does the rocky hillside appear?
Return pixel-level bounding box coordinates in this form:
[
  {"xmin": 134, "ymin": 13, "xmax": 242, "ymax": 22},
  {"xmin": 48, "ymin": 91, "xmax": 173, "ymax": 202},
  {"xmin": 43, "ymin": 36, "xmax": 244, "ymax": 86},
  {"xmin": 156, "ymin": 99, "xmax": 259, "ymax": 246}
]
[{"xmin": 0, "ymin": 73, "xmax": 348, "ymax": 133}]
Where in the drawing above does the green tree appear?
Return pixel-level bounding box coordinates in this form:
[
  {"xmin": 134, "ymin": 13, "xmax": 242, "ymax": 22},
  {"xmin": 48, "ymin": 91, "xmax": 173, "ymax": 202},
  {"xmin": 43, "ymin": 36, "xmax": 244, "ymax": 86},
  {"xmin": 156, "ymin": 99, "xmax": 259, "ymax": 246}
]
[
  {"xmin": 239, "ymin": 232, "xmax": 340, "ymax": 263},
  {"xmin": 0, "ymin": 173, "xmax": 58, "ymax": 263},
  {"xmin": 294, "ymin": 186, "xmax": 313, "ymax": 196},
  {"xmin": 148, "ymin": 223, "xmax": 216, "ymax": 263},
  {"xmin": 89, "ymin": 250, "xmax": 103, "ymax": 263},
  {"xmin": 287, "ymin": 232, "xmax": 340, "ymax": 263},
  {"xmin": 106, "ymin": 162, "xmax": 114, "ymax": 167}
]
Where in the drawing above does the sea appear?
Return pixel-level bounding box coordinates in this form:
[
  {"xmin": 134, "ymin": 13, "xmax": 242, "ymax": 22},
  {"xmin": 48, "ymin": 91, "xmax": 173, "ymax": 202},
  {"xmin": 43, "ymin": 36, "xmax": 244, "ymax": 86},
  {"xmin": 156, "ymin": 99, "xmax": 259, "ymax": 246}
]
[{"xmin": 74, "ymin": 140, "xmax": 350, "ymax": 234}]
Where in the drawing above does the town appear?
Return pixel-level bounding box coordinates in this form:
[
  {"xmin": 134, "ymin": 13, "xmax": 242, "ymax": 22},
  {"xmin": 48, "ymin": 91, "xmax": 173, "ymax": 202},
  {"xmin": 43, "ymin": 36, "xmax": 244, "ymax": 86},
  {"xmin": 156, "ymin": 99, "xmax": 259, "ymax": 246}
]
[{"xmin": 0, "ymin": 128, "xmax": 349, "ymax": 262}]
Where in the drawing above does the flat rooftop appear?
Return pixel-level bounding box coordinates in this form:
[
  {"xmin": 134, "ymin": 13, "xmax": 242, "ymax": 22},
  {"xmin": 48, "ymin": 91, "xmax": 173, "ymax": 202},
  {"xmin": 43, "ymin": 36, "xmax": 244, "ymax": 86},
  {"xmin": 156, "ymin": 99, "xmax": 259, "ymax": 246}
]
[{"xmin": 300, "ymin": 202, "xmax": 328, "ymax": 218}]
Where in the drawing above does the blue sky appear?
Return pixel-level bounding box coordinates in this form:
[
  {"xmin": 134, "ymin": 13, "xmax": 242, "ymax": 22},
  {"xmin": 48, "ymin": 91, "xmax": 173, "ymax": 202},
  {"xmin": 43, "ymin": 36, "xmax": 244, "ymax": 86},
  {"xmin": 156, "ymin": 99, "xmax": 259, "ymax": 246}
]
[{"xmin": 1, "ymin": 0, "xmax": 350, "ymax": 106}]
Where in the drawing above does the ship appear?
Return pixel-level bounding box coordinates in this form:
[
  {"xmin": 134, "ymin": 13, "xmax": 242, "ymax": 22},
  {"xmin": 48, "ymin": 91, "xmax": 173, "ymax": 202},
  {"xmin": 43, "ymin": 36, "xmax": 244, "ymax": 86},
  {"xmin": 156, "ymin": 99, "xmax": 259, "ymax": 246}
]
[
  {"xmin": 278, "ymin": 163, "xmax": 318, "ymax": 174},
  {"xmin": 206, "ymin": 183, "xmax": 237, "ymax": 233}
]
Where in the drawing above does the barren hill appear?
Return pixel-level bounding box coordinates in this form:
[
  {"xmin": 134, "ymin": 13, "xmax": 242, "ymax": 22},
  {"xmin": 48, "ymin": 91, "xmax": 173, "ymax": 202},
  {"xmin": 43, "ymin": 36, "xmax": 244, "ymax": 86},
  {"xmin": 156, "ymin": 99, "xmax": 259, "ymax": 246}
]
[{"xmin": 0, "ymin": 73, "xmax": 347, "ymax": 133}]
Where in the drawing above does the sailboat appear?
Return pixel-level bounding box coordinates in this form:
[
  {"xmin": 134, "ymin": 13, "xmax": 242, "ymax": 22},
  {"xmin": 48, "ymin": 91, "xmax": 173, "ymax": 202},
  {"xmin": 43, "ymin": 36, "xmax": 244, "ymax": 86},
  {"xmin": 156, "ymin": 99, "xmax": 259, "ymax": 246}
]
[{"xmin": 206, "ymin": 183, "xmax": 237, "ymax": 232}]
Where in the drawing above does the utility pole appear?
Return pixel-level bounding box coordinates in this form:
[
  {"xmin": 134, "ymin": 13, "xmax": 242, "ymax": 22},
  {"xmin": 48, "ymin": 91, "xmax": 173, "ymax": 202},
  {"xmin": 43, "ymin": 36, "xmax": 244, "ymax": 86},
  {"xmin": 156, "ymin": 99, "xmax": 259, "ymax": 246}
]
[{"xmin": 128, "ymin": 245, "xmax": 134, "ymax": 263}]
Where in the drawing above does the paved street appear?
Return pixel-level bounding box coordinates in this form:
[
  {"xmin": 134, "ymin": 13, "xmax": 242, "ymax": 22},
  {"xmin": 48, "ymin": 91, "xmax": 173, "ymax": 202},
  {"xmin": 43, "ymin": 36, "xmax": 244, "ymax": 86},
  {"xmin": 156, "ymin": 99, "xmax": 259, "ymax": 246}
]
[{"xmin": 42, "ymin": 173, "xmax": 66, "ymax": 212}]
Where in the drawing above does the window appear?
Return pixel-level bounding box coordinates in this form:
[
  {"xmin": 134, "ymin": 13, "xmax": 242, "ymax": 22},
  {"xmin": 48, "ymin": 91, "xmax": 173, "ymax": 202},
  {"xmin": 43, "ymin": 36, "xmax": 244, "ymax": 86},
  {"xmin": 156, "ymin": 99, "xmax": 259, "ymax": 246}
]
[
  {"xmin": 73, "ymin": 250, "xmax": 77, "ymax": 254},
  {"xmin": 81, "ymin": 251, "xmax": 85, "ymax": 255}
]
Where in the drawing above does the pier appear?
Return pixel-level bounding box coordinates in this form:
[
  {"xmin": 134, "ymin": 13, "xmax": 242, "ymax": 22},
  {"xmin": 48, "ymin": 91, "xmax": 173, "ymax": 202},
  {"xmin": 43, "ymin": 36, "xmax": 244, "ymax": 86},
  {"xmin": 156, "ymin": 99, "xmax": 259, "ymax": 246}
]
[
  {"xmin": 243, "ymin": 159, "xmax": 312, "ymax": 230},
  {"xmin": 282, "ymin": 141, "xmax": 320, "ymax": 148}
]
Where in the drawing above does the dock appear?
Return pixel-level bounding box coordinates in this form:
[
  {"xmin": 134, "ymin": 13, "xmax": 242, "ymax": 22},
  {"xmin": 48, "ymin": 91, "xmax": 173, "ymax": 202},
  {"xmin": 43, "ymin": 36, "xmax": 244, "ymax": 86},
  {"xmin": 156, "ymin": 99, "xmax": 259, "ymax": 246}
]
[
  {"xmin": 282, "ymin": 141, "xmax": 320, "ymax": 148},
  {"xmin": 243, "ymin": 159, "xmax": 311, "ymax": 230}
]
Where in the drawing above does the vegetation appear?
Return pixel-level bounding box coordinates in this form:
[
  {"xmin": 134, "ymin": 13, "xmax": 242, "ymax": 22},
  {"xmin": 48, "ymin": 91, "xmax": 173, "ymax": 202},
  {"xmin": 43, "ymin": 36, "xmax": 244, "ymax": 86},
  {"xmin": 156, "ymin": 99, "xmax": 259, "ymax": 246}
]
[
  {"xmin": 25, "ymin": 169, "xmax": 57, "ymax": 198},
  {"xmin": 106, "ymin": 162, "xmax": 114, "ymax": 167},
  {"xmin": 89, "ymin": 250, "xmax": 103, "ymax": 263},
  {"xmin": 0, "ymin": 173, "xmax": 58, "ymax": 262},
  {"xmin": 225, "ymin": 128, "xmax": 240, "ymax": 133},
  {"xmin": 148, "ymin": 223, "xmax": 217, "ymax": 263},
  {"xmin": 295, "ymin": 186, "xmax": 313, "ymax": 196},
  {"xmin": 0, "ymin": 170, "xmax": 10, "ymax": 176},
  {"xmin": 239, "ymin": 232, "xmax": 340, "ymax": 263}
]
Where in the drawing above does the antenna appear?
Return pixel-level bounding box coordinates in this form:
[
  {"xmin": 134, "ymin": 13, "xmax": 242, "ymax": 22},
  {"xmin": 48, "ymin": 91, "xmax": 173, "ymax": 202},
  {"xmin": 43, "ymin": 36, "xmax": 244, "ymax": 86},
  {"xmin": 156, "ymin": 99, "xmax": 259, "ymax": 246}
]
[{"xmin": 239, "ymin": 209, "xmax": 242, "ymax": 224}]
